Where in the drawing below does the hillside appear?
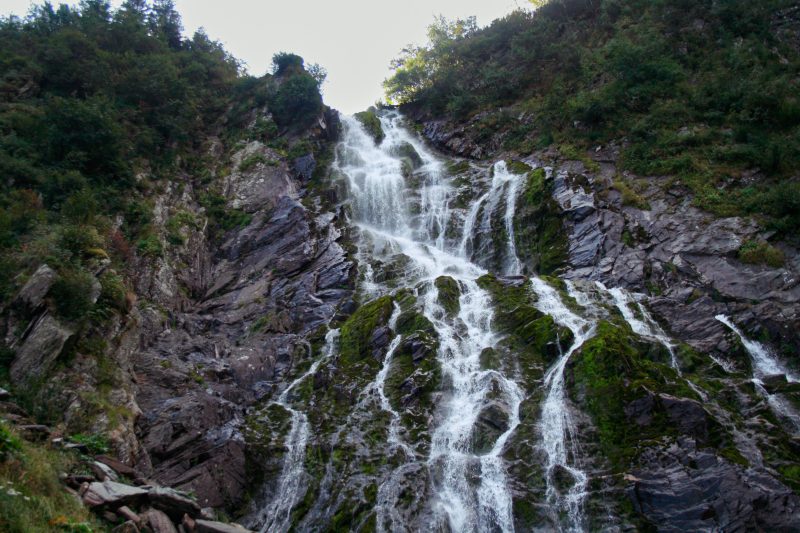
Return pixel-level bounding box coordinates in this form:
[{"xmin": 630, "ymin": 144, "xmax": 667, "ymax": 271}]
[
  {"xmin": 386, "ymin": 0, "xmax": 800, "ymax": 236},
  {"xmin": 0, "ymin": 1, "xmax": 799, "ymax": 532}
]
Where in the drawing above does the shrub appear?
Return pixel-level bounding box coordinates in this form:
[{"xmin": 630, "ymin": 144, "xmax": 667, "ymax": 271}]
[
  {"xmin": 239, "ymin": 153, "xmax": 269, "ymax": 172},
  {"xmin": 136, "ymin": 234, "xmax": 163, "ymax": 258},
  {"xmin": 272, "ymin": 52, "xmax": 304, "ymax": 75},
  {"xmin": 738, "ymin": 240, "xmax": 784, "ymax": 268},
  {"xmin": 50, "ymin": 269, "xmax": 96, "ymax": 321},
  {"xmin": 269, "ymin": 73, "xmax": 323, "ymax": 128}
]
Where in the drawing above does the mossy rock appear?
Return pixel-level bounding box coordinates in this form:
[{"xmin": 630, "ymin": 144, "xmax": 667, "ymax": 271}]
[
  {"xmin": 515, "ymin": 168, "xmax": 568, "ymax": 275},
  {"xmin": 505, "ymin": 159, "xmax": 533, "ymax": 174},
  {"xmin": 354, "ymin": 109, "xmax": 385, "ymax": 145},
  {"xmin": 396, "ymin": 309, "xmax": 435, "ymax": 336},
  {"xmin": 339, "ymin": 295, "xmax": 394, "ymax": 366},
  {"xmin": 392, "ymin": 141, "xmax": 424, "ymax": 170},
  {"xmin": 569, "ymin": 320, "xmax": 727, "ymax": 470},
  {"xmin": 447, "ymin": 160, "xmax": 470, "ymax": 175},
  {"xmin": 434, "ymin": 276, "xmax": 460, "ymax": 317}
]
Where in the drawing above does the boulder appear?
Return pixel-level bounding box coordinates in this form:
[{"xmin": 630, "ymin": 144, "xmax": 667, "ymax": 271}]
[
  {"xmin": 17, "ymin": 424, "xmax": 50, "ymax": 442},
  {"xmin": 141, "ymin": 508, "xmax": 178, "ymax": 533},
  {"xmin": 96, "ymin": 455, "xmax": 138, "ymax": 477},
  {"xmin": 90, "ymin": 461, "xmax": 119, "ymax": 482},
  {"xmin": 10, "ymin": 313, "xmax": 74, "ymax": 383},
  {"xmin": 195, "ymin": 519, "xmax": 254, "ymax": 533},
  {"xmin": 761, "ymin": 374, "xmax": 789, "ymax": 393},
  {"xmin": 81, "ymin": 480, "xmax": 148, "ymax": 508},
  {"xmin": 14, "ymin": 264, "xmax": 57, "ymax": 310},
  {"xmin": 148, "ymin": 486, "xmax": 202, "ymax": 521}
]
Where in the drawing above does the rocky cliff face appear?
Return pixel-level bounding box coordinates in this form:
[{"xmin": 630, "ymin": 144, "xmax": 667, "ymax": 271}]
[{"xmin": 2, "ymin": 104, "xmax": 355, "ymax": 517}]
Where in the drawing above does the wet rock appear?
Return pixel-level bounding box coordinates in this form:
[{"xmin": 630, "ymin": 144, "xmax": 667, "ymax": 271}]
[
  {"xmin": 0, "ymin": 387, "xmax": 9, "ymax": 400},
  {"xmin": 551, "ymin": 464, "xmax": 578, "ymax": 494},
  {"xmin": 370, "ymin": 326, "xmax": 392, "ymax": 360},
  {"xmin": 625, "ymin": 392, "xmax": 656, "ymax": 426},
  {"xmin": 293, "ymin": 153, "xmax": 316, "ymax": 183},
  {"xmin": 761, "ymin": 374, "xmax": 789, "ymax": 393},
  {"xmin": 10, "ymin": 313, "xmax": 74, "ymax": 383},
  {"xmin": 659, "ymin": 394, "xmax": 710, "ymax": 441},
  {"xmin": 471, "ymin": 400, "xmax": 510, "ymax": 454},
  {"xmin": 628, "ymin": 438, "xmax": 800, "ymax": 531}
]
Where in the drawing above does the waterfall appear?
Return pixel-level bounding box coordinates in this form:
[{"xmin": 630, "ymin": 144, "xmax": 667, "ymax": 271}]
[
  {"xmin": 715, "ymin": 315, "xmax": 800, "ymax": 431},
  {"xmin": 530, "ymin": 277, "xmax": 593, "ymax": 531},
  {"xmin": 256, "ymin": 329, "xmax": 340, "ymax": 533},
  {"xmin": 337, "ymin": 111, "xmax": 525, "ymax": 532}
]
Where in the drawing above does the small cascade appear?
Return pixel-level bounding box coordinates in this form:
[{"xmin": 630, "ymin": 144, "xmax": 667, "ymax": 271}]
[
  {"xmin": 530, "ymin": 277, "xmax": 594, "ymax": 531},
  {"xmin": 716, "ymin": 315, "xmax": 800, "ymax": 431},
  {"xmin": 257, "ymin": 329, "xmax": 340, "ymax": 533},
  {"xmin": 374, "ymin": 303, "xmax": 417, "ymax": 533},
  {"xmin": 499, "ymin": 163, "xmax": 524, "ymax": 275},
  {"xmin": 461, "ymin": 161, "xmax": 526, "ymax": 270},
  {"xmin": 601, "ymin": 284, "xmax": 680, "ymax": 372}
]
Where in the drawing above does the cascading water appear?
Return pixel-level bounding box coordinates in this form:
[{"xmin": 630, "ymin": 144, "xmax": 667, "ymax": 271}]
[
  {"xmin": 715, "ymin": 315, "xmax": 800, "ymax": 431},
  {"xmin": 337, "ymin": 111, "xmax": 526, "ymax": 532},
  {"xmin": 529, "ymin": 277, "xmax": 593, "ymax": 531},
  {"xmin": 255, "ymin": 329, "xmax": 340, "ymax": 533},
  {"xmin": 600, "ymin": 284, "xmax": 680, "ymax": 372}
]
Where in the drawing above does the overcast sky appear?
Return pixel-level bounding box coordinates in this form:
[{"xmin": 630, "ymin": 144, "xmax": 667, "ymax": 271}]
[{"xmin": 2, "ymin": 0, "xmax": 523, "ymax": 113}]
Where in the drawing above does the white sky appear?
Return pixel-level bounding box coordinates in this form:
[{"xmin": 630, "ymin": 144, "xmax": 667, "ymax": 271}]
[{"xmin": 1, "ymin": 0, "xmax": 523, "ymax": 113}]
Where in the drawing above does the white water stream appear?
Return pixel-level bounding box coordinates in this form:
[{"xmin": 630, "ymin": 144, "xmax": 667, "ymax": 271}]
[
  {"xmin": 715, "ymin": 315, "xmax": 800, "ymax": 431},
  {"xmin": 530, "ymin": 277, "xmax": 593, "ymax": 531},
  {"xmin": 258, "ymin": 329, "xmax": 340, "ymax": 533}
]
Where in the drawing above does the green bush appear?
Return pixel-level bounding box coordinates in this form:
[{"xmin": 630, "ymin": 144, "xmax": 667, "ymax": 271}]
[
  {"xmin": 738, "ymin": 240, "xmax": 784, "ymax": 268},
  {"xmin": 136, "ymin": 234, "xmax": 163, "ymax": 258},
  {"xmin": 269, "ymin": 73, "xmax": 323, "ymax": 128},
  {"xmin": 50, "ymin": 269, "xmax": 96, "ymax": 321}
]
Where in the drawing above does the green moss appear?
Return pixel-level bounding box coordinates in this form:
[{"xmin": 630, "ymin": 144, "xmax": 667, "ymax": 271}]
[
  {"xmin": 434, "ymin": 276, "xmax": 460, "ymax": 317},
  {"xmin": 354, "ymin": 109, "xmax": 385, "ymax": 145},
  {"xmin": 570, "ymin": 320, "xmax": 726, "ymax": 470},
  {"xmin": 339, "ymin": 296, "xmax": 394, "ymax": 366},
  {"xmin": 738, "ymin": 239, "xmax": 784, "ymax": 268},
  {"xmin": 505, "ymin": 159, "xmax": 533, "ymax": 174},
  {"xmin": 515, "ymin": 169, "xmax": 568, "ymax": 274},
  {"xmin": 447, "ymin": 160, "xmax": 470, "ymax": 175}
]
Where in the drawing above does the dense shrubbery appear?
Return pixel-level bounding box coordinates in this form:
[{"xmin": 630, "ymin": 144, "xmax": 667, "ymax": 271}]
[
  {"xmin": 0, "ymin": 1, "xmax": 327, "ymax": 320},
  {"xmin": 385, "ymin": 0, "xmax": 800, "ymax": 235}
]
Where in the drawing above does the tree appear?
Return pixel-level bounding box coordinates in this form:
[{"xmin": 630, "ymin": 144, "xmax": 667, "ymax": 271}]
[{"xmin": 149, "ymin": 0, "xmax": 182, "ymax": 49}]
